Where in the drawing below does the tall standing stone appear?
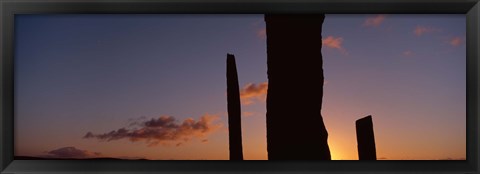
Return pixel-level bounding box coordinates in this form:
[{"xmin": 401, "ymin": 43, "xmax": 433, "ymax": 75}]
[
  {"xmin": 226, "ymin": 54, "xmax": 244, "ymax": 160},
  {"xmin": 265, "ymin": 14, "xmax": 331, "ymax": 160},
  {"xmin": 356, "ymin": 115, "xmax": 377, "ymax": 160}
]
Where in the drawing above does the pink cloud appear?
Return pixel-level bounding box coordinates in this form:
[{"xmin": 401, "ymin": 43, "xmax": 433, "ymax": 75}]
[
  {"xmin": 84, "ymin": 114, "xmax": 222, "ymax": 147},
  {"xmin": 413, "ymin": 26, "xmax": 441, "ymax": 36},
  {"xmin": 449, "ymin": 36, "xmax": 463, "ymax": 47},
  {"xmin": 239, "ymin": 80, "xmax": 329, "ymax": 105},
  {"xmin": 363, "ymin": 15, "xmax": 386, "ymax": 27},
  {"xmin": 322, "ymin": 36, "xmax": 343, "ymax": 49},
  {"xmin": 240, "ymin": 82, "xmax": 268, "ymax": 105},
  {"xmin": 322, "ymin": 36, "xmax": 348, "ymax": 55}
]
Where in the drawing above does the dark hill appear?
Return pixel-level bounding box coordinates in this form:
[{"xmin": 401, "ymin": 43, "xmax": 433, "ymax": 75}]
[{"xmin": 15, "ymin": 156, "xmax": 148, "ymax": 160}]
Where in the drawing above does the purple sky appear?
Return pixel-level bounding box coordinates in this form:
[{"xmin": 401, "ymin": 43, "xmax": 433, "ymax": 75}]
[{"xmin": 14, "ymin": 14, "xmax": 465, "ymax": 160}]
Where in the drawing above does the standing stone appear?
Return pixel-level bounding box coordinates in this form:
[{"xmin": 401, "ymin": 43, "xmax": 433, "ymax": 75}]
[
  {"xmin": 226, "ymin": 54, "xmax": 243, "ymax": 160},
  {"xmin": 356, "ymin": 115, "xmax": 377, "ymax": 160},
  {"xmin": 265, "ymin": 14, "xmax": 331, "ymax": 160}
]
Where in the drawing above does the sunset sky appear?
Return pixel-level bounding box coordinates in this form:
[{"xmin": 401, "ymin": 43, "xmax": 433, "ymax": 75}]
[{"xmin": 14, "ymin": 14, "xmax": 466, "ymax": 160}]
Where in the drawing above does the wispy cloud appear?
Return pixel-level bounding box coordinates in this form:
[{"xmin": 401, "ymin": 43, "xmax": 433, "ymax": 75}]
[
  {"xmin": 322, "ymin": 36, "xmax": 343, "ymax": 49},
  {"xmin": 252, "ymin": 18, "xmax": 266, "ymax": 40},
  {"xmin": 449, "ymin": 36, "xmax": 463, "ymax": 47},
  {"xmin": 363, "ymin": 15, "xmax": 386, "ymax": 27},
  {"xmin": 238, "ymin": 80, "xmax": 329, "ymax": 105},
  {"xmin": 257, "ymin": 28, "xmax": 266, "ymax": 39},
  {"xmin": 413, "ymin": 26, "xmax": 441, "ymax": 36},
  {"xmin": 403, "ymin": 50, "xmax": 414, "ymax": 57},
  {"xmin": 240, "ymin": 82, "xmax": 268, "ymax": 105},
  {"xmin": 41, "ymin": 147, "xmax": 102, "ymax": 159},
  {"xmin": 243, "ymin": 111, "xmax": 255, "ymax": 117},
  {"xmin": 322, "ymin": 36, "xmax": 348, "ymax": 55},
  {"xmin": 84, "ymin": 114, "xmax": 222, "ymax": 147}
]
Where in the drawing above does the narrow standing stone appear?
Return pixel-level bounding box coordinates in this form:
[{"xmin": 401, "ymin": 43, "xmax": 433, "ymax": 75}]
[
  {"xmin": 265, "ymin": 14, "xmax": 331, "ymax": 160},
  {"xmin": 226, "ymin": 54, "xmax": 243, "ymax": 160},
  {"xmin": 356, "ymin": 115, "xmax": 377, "ymax": 160}
]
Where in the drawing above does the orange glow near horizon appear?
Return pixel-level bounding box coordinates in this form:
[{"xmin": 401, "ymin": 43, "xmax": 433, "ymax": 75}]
[{"xmin": 14, "ymin": 14, "xmax": 466, "ymax": 161}]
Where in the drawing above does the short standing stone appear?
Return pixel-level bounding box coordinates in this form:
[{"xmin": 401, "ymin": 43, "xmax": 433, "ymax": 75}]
[{"xmin": 356, "ymin": 115, "xmax": 377, "ymax": 160}]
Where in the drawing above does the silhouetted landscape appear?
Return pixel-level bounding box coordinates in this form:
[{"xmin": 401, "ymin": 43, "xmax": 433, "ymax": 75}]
[
  {"xmin": 15, "ymin": 156, "xmax": 148, "ymax": 160},
  {"xmin": 14, "ymin": 14, "xmax": 466, "ymax": 160}
]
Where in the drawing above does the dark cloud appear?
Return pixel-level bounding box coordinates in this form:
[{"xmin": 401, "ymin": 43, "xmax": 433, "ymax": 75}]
[
  {"xmin": 144, "ymin": 116, "xmax": 177, "ymax": 128},
  {"xmin": 84, "ymin": 114, "xmax": 222, "ymax": 147},
  {"xmin": 42, "ymin": 146, "xmax": 101, "ymax": 159},
  {"xmin": 127, "ymin": 116, "xmax": 147, "ymax": 127}
]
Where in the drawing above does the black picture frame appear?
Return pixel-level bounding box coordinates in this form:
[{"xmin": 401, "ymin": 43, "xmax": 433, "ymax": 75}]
[{"xmin": 1, "ymin": 0, "xmax": 478, "ymax": 173}]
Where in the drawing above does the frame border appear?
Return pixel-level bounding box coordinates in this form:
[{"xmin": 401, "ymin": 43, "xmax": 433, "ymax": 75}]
[{"xmin": 1, "ymin": 0, "xmax": 479, "ymax": 173}]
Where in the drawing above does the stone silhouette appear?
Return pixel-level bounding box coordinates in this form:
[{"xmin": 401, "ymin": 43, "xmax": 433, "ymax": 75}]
[
  {"xmin": 355, "ymin": 115, "xmax": 377, "ymax": 160},
  {"xmin": 264, "ymin": 14, "xmax": 331, "ymax": 160},
  {"xmin": 226, "ymin": 54, "xmax": 244, "ymax": 160}
]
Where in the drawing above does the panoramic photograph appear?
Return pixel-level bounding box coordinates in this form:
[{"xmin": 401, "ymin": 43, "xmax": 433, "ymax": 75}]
[{"xmin": 14, "ymin": 14, "xmax": 465, "ymax": 160}]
